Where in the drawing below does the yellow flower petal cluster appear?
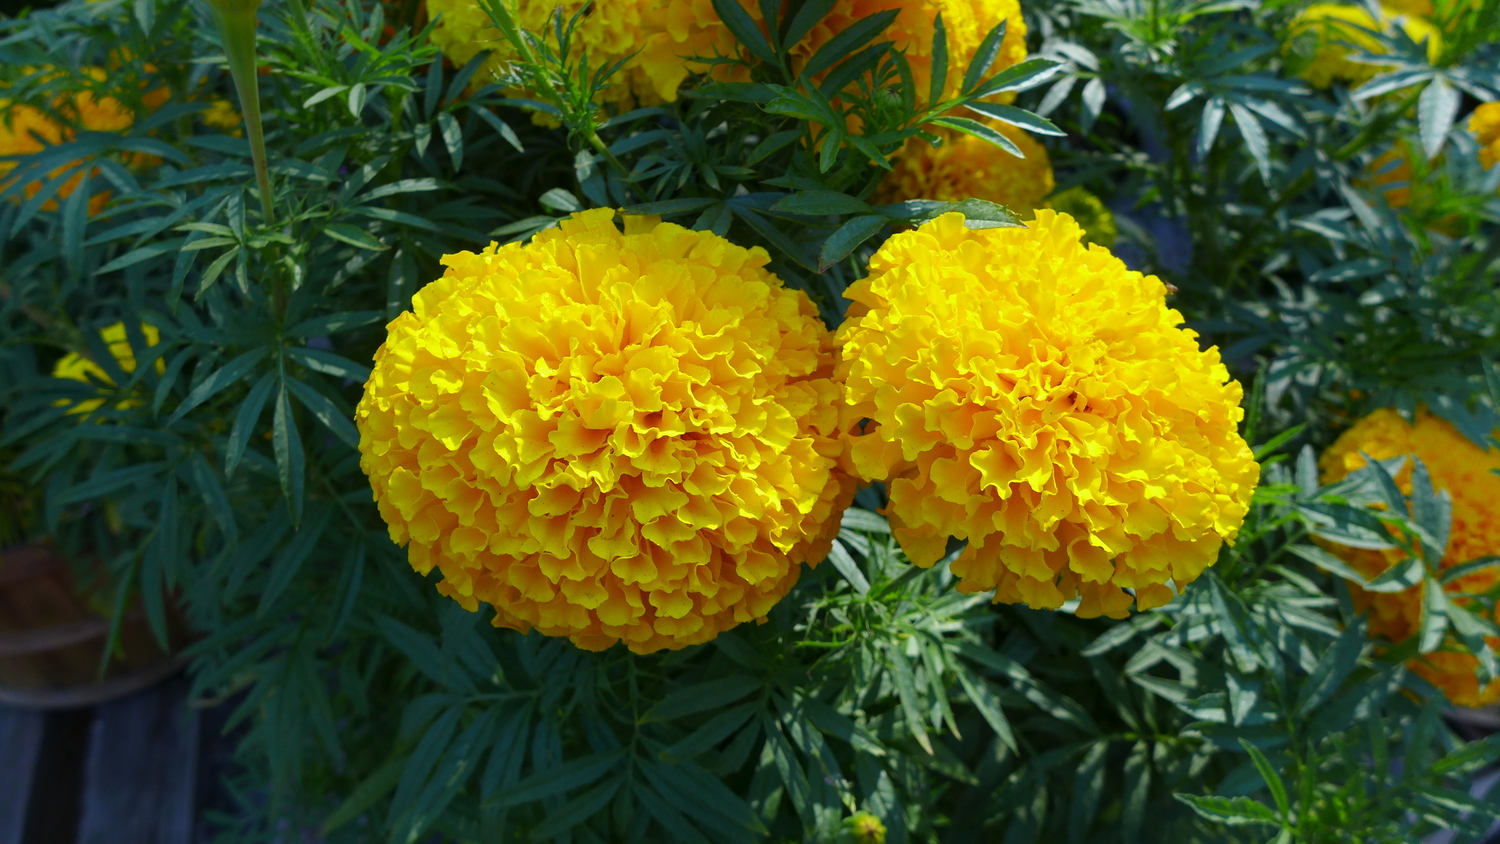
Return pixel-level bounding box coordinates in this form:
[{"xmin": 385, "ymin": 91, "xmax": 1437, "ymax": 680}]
[
  {"xmin": 1470, "ymin": 101, "xmax": 1500, "ymax": 171},
  {"xmin": 1042, "ymin": 185, "xmax": 1116, "ymax": 248},
  {"xmin": 1318, "ymin": 408, "xmax": 1500, "ymax": 707},
  {"xmin": 356, "ymin": 208, "xmax": 855, "ymax": 653},
  {"xmin": 52, "ymin": 322, "xmax": 163, "ymax": 415},
  {"xmin": 1286, "ymin": 3, "xmax": 1440, "ymax": 89},
  {"xmin": 836, "ymin": 211, "xmax": 1257, "ymax": 617},
  {"xmin": 427, "ymin": 0, "xmax": 1026, "ymax": 108},
  {"xmin": 873, "ymin": 122, "xmax": 1054, "ymax": 216}
]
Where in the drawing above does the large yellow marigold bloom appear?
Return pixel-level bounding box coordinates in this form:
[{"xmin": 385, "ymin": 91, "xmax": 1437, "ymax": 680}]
[
  {"xmin": 1470, "ymin": 102, "xmax": 1500, "ymax": 171},
  {"xmin": 874, "ymin": 122, "xmax": 1054, "ymax": 216},
  {"xmin": 836, "ymin": 210, "xmax": 1258, "ymax": 618},
  {"xmin": 356, "ymin": 208, "xmax": 855, "ymax": 653},
  {"xmin": 1319, "ymin": 408, "xmax": 1500, "ymax": 707},
  {"xmin": 52, "ymin": 322, "xmax": 163, "ymax": 414},
  {"xmin": 1286, "ymin": 4, "xmax": 1440, "ymax": 89}
]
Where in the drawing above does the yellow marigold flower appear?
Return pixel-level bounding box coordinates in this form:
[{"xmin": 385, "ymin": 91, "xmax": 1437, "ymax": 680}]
[
  {"xmin": 836, "ymin": 210, "xmax": 1258, "ymax": 618},
  {"xmin": 1286, "ymin": 4, "xmax": 1440, "ymax": 89},
  {"xmin": 356, "ymin": 208, "xmax": 856, "ymax": 654},
  {"xmin": 658, "ymin": 0, "xmax": 1029, "ymax": 106},
  {"xmin": 1470, "ymin": 101, "xmax": 1500, "ymax": 171},
  {"xmin": 427, "ymin": 0, "xmax": 664, "ymax": 108},
  {"xmin": 873, "ymin": 122, "xmax": 1054, "ymax": 216},
  {"xmin": 52, "ymin": 322, "xmax": 163, "ymax": 415},
  {"xmin": 1318, "ymin": 408, "xmax": 1500, "ymax": 707},
  {"xmin": 430, "ymin": 0, "xmax": 1027, "ymax": 108},
  {"xmin": 1043, "ymin": 185, "xmax": 1116, "ymax": 248}
]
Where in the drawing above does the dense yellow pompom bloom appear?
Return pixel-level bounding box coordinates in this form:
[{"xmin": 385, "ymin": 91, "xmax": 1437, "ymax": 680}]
[
  {"xmin": 1043, "ymin": 185, "xmax": 1116, "ymax": 248},
  {"xmin": 427, "ymin": 0, "xmax": 1026, "ymax": 107},
  {"xmin": 1470, "ymin": 102, "xmax": 1500, "ymax": 171},
  {"xmin": 1286, "ymin": 4, "xmax": 1440, "ymax": 89},
  {"xmin": 52, "ymin": 322, "xmax": 163, "ymax": 415},
  {"xmin": 1319, "ymin": 408, "xmax": 1500, "ymax": 707},
  {"xmin": 836, "ymin": 210, "xmax": 1258, "ymax": 617},
  {"xmin": 874, "ymin": 122, "xmax": 1054, "ymax": 216},
  {"xmin": 356, "ymin": 209, "xmax": 855, "ymax": 653}
]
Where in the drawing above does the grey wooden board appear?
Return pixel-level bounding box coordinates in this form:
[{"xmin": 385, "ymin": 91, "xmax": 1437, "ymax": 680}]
[
  {"xmin": 76, "ymin": 676, "xmax": 199, "ymax": 844},
  {"xmin": 0, "ymin": 705, "xmax": 44, "ymax": 844}
]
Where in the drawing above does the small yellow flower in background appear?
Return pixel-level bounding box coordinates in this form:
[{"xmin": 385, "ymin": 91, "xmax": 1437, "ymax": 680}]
[
  {"xmin": 874, "ymin": 121, "xmax": 1054, "ymax": 217},
  {"xmin": 1286, "ymin": 3, "xmax": 1440, "ymax": 89},
  {"xmin": 1470, "ymin": 101, "xmax": 1500, "ymax": 171},
  {"xmin": 1319, "ymin": 408, "xmax": 1500, "ymax": 707},
  {"xmin": 836, "ymin": 210, "xmax": 1258, "ymax": 618},
  {"xmin": 202, "ymin": 98, "xmax": 244, "ymax": 136},
  {"xmin": 1043, "ymin": 185, "xmax": 1116, "ymax": 248},
  {"xmin": 52, "ymin": 322, "xmax": 163, "ymax": 415},
  {"xmin": 356, "ymin": 208, "xmax": 856, "ymax": 654}
]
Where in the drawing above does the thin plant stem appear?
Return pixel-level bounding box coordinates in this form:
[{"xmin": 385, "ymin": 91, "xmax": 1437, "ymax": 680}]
[{"xmin": 210, "ymin": 3, "xmax": 277, "ymax": 226}]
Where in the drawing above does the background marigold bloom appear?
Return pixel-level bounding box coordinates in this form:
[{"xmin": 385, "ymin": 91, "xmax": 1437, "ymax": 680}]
[
  {"xmin": 52, "ymin": 322, "xmax": 163, "ymax": 414},
  {"xmin": 1, "ymin": 66, "xmax": 163, "ymax": 214},
  {"xmin": 1042, "ymin": 186, "xmax": 1116, "ymax": 248},
  {"xmin": 641, "ymin": 0, "xmax": 1028, "ymax": 106},
  {"xmin": 835, "ymin": 210, "xmax": 1258, "ymax": 618},
  {"xmin": 356, "ymin": 208, "xmax": 855, "ymax": 654},
  {"xmin": 874, "ymin": 121, "xmax": 1053, "ymax": 216},
  {"xmin": 1318, "ymin": 408, "xmax": 1500, "ymax": 707},
  {"xmin": 1286, "ymin": 3, "xmax": 1440, "ymax": 89},
  {"xmin": 1471, "ymin": 101, "xmax": 1500, "ymax": 171},
  {"xmin": 427, "ymin": 0, "xmax": 665, "ymax": 107},
  {"xmin": 428, "ymin": 0, "xmax": 1026, "ymax": 107}
]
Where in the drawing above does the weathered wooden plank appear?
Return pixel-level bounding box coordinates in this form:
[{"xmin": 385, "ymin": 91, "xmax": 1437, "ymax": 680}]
[
  {"xmin": 0, "ymin": 704, "xmax": 43, "ymax": 844},
  {"xmin": 76, "ymin": 676, "xmax": 199, "ymax": 844}
]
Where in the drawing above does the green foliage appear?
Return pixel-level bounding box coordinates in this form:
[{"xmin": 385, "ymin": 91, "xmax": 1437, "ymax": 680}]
[{"xmin": 2, "ymin": 0, "xmax": 1500, "ymax": 840}]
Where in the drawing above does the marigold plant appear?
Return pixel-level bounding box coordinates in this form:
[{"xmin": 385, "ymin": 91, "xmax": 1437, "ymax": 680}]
[
  {"xmin": 1319, "ymin": 408, "xmax": 1500, "ymax": 707},
  {"xmin": 836, "ymin": 210, "xmax": 1258, "ymax": 618},
  {"xmin": 356, "ymin": 208, "xmax": 855, "ymax": 653},
  {"xmin": 1286, "ymin": 3, "xmax": 1440, "ymax": 88},
  {"xmin": 874, "ymin": 121, "xmax": 1054, "ymax": 215}
]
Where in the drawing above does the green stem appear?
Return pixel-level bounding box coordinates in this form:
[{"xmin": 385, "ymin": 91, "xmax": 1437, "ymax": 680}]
[{"xmin": 212, "ymin": 5, "xmax": 277, "ymax": 226}]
